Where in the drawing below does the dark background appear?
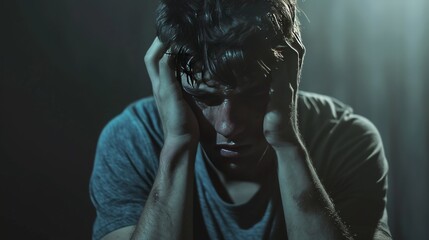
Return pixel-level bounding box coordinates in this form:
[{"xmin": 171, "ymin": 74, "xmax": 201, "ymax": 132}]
[{"xmin": 2, "ymin": 0, "xmax": 428, "ymax": 239}]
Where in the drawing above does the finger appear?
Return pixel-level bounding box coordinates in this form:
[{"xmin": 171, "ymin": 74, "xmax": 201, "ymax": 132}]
[
  {"xmin": 288, "ymin": 33, "xmax": 305, "ymax": 72},
  {"xmin": 268, "ymin": 82, "xmax": 294, "ymax": 113},
  {"xmin": 283, "ymin": 35, "xmax": 304, "ymax": 88},
  {"xmin": 292, "ymin": 32, "xmax": 305, "ymax": 56},
  {"xmin": 158, "ymin": 52, "xmax": 182, "ymax": 100},
  {"xmin": 267, "ymin": 36, "xmax": 302, "ymax": 115},
  {"xmin": 145, "ymin": 37, "xmax": 169, "ymax": 90},
  {"xmin": 271, "ymin": 42, "xmax": 300, "ymax": 94}
]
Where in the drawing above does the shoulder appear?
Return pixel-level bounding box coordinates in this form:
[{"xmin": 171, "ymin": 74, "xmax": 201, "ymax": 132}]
[
  {"xmin": 297, "ymin": 91, "xmax": 381, "ymax": 146},
  {"xmin": 90, "ymin": 97, "xmax": 163, "ymax": 240},
  {"xmin": 297, "ymin": 91, "xmax": 387, "ymax": 178},
  {"xmin": 297, "ymin": 92, "xmax": 391, "ymax": 238},
  {"xmin": 297, "ymin": 91, "xmax": 353, "ymax": 127},
  {"xmin": 93, "ymin": 96, "xmax": 164, "ymax": 181},
  {"xmin": 97, "ymin": 97, "xmax": 163, "ymax": 153}
]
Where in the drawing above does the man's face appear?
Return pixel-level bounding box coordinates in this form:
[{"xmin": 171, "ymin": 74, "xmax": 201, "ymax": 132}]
[{"xmin": 181, "ymin": 71, "xmax": 274, "ymax": 179}]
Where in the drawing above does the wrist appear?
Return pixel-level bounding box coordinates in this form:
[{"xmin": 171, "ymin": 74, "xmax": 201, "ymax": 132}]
[
  {"xmin": 272, "ymin": 141, "xmax": 300, "ymax": 154},
  {"xmin": 272, "ymin": 140, "xmax": 306, "ymax": 164},
  {"xmin": 164, "ymin": 134, "xmax": 199, "ymax": 147},
  {"xmin": 160, "ymin": 135, "xmax": 198, "ymax": 170},
  {"xmin": 268, "ymin": 134, "xmax": 301, "ymax": 150}
]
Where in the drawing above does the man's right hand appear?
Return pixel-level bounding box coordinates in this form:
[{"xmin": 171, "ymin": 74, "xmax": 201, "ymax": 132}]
[
  {"xmin": 111, "ymin": 37, "xmax": 198, "ymax": 240},
  {"xmin": 144, "ymin": 38, "xmax": 199, "ymax": 143}
]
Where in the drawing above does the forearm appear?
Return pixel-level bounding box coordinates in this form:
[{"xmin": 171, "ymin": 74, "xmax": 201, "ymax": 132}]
[
  {"xmin": 131, "ymin": 136, "xmax": 197, "ymax": 240},
  {"xmin": 275, "ymin": 143, "xmax": 353, "ymax": 240}
]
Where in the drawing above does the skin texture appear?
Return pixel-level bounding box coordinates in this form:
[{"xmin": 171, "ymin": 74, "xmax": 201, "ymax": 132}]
[
  {"xmin": 181, "ymin": 72, "xmax": 274, "ymax": 181},
  {"xmin": 101, "ymin": 35, "xmax": 354, "ymax": 239},
  {"xmin": 131, "ymin": 38, "xmax": 197, "ymax": 240}
]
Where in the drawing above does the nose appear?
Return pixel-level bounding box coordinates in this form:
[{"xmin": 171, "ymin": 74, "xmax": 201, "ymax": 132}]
[{"xmin": 214, "ymin": 99, "xmax": 246, "ymax": 139}]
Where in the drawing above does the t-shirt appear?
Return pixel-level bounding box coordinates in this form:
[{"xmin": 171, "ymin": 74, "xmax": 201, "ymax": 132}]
[{"xmin": 89, "ymin": 91, "xmax": 392, "ymax": 240}]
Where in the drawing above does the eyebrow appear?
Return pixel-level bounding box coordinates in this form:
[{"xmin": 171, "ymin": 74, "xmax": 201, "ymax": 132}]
[{"xmin": 182, "ymin": 83, "xmax": 269, "ymax": 96}]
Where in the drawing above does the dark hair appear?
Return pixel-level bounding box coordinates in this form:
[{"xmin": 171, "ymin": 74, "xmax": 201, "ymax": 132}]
[{"xmin": 156, "ymin": 0, "xmax": 301, "ymax": 88}]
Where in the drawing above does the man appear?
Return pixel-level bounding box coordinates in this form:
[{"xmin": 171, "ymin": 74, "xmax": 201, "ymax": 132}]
[{"xmin": 90, "ymin": 0, "xmax": 392, "ymax": 239}]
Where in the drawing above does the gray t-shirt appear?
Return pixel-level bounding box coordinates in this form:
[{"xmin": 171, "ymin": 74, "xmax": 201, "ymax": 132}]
[{"xmin": 89, "ymin": 91, "xmax": 391, "ymax": 239}]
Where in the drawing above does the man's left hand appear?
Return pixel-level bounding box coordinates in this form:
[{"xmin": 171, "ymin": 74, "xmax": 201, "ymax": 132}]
[{"xmin": 263, "ymin": 33, "xmax": 305, "ymax": 149}]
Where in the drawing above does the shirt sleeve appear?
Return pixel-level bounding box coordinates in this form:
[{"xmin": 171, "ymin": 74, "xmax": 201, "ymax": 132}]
[
  {"xmin": 89, "ymin": 100, "xmax": 161, "ymax": 240},
  {"xmin": 298, "ymin": 92, "xmax": 392, "ymax": 239}
]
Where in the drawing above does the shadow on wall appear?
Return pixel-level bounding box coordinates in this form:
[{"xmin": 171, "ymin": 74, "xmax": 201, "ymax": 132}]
[
  {"xmin": 2, "ymin": 0, "xmax": 157, "ymax": 239},
  {"xmin": 299, "ymin": 0, "xmax": 429, "ymax": 239}
]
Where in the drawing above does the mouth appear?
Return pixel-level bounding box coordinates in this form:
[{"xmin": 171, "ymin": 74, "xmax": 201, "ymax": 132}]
[{"xmin": 216, "ymin": 144, "xmax": 252, "ymax": 158}]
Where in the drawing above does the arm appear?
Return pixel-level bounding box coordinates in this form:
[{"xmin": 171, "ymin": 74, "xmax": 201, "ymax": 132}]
[
  {"xmin": 101, "ymin": 138, "xmax": 197, "ymax": 240},
  {"xmin": 275, "ymin": 143, "xmax": 353, "ymax": 240},
  {"xmin": 274, "ymin": 115, "xmax": 391, "ymax": 240},
  {"xmin": 265, "ymin": 34, "xmax": 391, "ymax": 239},
  {"xmin": 264, "ymin": 34, "xmax": 353, "ymax": 239},
  {"xmin": 101, "ymin": 37, "xmax": 199, "ymax": 240},
  {"xmin": 130, "ymin": 136, "xmax": 197, "ymax": 240}
]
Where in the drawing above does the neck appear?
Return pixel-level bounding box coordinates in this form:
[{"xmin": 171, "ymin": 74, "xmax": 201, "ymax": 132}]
[{"xmin": 202, "ymin": 146, "xmax": 276, "ymax": 204}]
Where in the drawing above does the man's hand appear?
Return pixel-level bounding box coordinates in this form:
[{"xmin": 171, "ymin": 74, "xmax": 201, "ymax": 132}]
[
  {"xmin": 145, "ymin": 37, "xmax": 199, "ymax": 143},
  {"xmin": 263, "ymin": 33, "xmax": 305, "ymax": 148},
  {"xmin": 122, "ymin": 38, "xmax": 199, "ymax": 240},
  {"xmin": 265, "ymin": 35, "xmax": 354, "ymax": 239}
]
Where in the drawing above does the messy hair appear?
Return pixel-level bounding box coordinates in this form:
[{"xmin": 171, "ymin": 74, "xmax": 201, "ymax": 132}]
[{"xmin": 156, "ymin": 0, "xmax": 301, "ymax": 88}]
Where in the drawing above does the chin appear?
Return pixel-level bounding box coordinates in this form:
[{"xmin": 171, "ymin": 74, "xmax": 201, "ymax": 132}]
[{"xmin": 209, "ymin": 148, "xmax": 274, "ymax": 180}]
